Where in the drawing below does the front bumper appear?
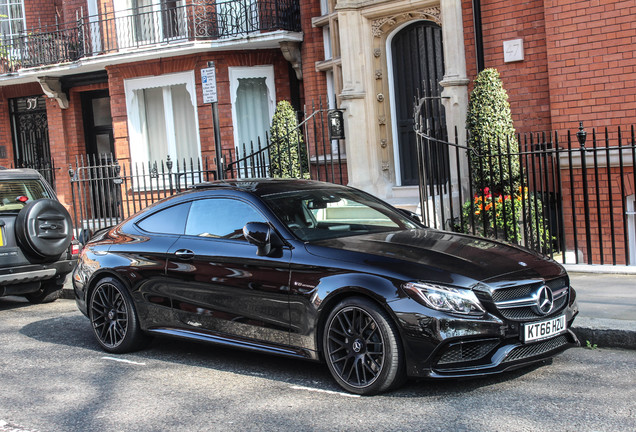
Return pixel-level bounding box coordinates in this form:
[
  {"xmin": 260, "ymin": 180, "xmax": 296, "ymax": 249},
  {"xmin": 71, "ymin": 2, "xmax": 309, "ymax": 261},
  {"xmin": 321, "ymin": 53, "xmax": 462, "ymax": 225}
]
[{"xmin": 392, "ymin": 289, "xmax": 580, "ymax": 379}]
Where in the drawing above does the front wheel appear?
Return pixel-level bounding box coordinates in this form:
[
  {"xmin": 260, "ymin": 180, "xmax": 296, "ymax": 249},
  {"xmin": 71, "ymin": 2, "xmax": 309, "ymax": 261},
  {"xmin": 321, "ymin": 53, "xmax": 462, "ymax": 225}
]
[
  {"xmin": 323, "ymin": 297, "xmax": 405, "ymax": 395},
  {"xmin": 89, "ymin": 277, "xmax": 148, "ymax": 353}
]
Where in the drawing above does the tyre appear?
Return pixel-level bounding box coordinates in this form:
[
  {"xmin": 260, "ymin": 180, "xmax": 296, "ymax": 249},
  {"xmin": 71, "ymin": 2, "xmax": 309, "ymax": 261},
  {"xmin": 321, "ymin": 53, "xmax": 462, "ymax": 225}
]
[
  {"xmin": 323, "ymin": 297, "xmax": 405, "ymax": 395},
  {"xmin": 88, "ymin": 277, "xmax": 148, "ymax": 353},
  {"xmin": 25, "ymin": 281, "xmax": 63, "ymax": 304},
  {"xmin": 15, "ymin": 198, "xmax": 72, "ymax": 261}
]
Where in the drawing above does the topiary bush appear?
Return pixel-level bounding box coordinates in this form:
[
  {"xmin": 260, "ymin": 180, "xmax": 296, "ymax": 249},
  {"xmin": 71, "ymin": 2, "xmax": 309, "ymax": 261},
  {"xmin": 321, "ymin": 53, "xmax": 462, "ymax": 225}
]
[
  {"xmin": 269, "ymin": 100, "xmax": 309, "ymax": 179},
  {"xmin": 466, "ymin": 68, "xmax": 520, "ymax": 195},
  {"xmin": 462, "ymin": 69, "xmax": 553, "ymax": 251}
]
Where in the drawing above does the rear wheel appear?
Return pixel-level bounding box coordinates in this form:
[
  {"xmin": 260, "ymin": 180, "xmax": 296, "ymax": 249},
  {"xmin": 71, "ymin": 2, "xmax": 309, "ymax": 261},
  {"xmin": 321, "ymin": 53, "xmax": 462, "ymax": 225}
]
[
  {"xmin": 323, "ymin": 297, "xmax": 405, "ymax": 395},
  {"xmin": 89, "ymin": 277, "xmax": 148, "ymax": 353}
]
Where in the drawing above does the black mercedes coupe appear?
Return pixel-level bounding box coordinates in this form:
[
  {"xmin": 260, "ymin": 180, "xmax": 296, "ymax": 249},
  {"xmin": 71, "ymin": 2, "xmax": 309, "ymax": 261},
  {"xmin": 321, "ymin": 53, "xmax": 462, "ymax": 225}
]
[{"xmin": 73, "ymin": 179, "xmax": 579, "ymax": 395}]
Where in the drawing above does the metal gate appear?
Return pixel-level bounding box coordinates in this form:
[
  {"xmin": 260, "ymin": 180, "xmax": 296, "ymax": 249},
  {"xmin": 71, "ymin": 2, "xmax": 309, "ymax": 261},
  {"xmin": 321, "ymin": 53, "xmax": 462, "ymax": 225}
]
[{"xmin": 9, "ymin": 95, "xmax": 55, "ymax": 188}]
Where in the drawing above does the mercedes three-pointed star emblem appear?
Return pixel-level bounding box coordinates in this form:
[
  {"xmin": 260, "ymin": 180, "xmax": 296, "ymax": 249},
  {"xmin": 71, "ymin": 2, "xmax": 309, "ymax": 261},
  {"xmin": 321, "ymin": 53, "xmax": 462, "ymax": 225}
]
[{"xmin": 533, "ymin": 285, "xmax": 554, "ymax": 315}]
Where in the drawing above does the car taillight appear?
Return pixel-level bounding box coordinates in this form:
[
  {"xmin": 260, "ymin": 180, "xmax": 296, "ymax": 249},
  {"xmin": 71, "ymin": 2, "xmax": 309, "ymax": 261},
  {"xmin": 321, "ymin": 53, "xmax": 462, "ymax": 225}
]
[{"xmin": 71, "ymin": 243, "xmax": 80, "ymax": 255}]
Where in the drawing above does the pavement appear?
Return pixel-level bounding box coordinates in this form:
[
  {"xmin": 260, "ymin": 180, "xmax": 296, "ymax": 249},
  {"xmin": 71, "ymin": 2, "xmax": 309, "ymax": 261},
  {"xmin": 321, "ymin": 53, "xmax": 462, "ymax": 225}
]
[
  {"xmin": 565, "ymin": 269, "xmax": 636, "ymax": 350},
  {"xmin": 61, "ymin": 267, "xmax": 636, "ymax": 350}
]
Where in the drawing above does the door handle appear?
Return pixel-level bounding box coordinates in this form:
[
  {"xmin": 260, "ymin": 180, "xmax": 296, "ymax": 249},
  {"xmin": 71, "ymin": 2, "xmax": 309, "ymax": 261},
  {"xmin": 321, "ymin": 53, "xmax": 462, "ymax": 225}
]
[{"xmin": 174, "ymin": 249, "xmax": 194, "ymax": 260}]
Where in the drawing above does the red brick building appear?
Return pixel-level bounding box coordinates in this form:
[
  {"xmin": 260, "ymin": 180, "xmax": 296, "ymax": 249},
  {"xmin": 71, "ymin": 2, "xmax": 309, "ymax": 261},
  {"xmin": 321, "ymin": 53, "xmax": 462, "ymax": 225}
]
[
  {"xmin": 0, "ymin": 0, "xmax": 320, "ymax": 212},
  {"xmin": 0, "ymin": 0, "xmax": 633, "ymax": 265}
]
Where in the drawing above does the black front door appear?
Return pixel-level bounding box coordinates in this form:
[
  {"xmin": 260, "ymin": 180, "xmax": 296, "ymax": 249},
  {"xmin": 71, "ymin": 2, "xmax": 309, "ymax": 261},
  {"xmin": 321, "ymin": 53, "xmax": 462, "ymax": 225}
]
[
  {"xmin": 81, "ymin": 90, "xmax": 118, "ymax": 221},
  {"xmin": 81, "ymin": 90, "xmax": 114, "ymax": 159},
  {"xmin": 391, "ymin": 21, "xmax": 447, "ymax": 186},
  {"xmin": 9, "ymin": 96, "xmax": 54, "ymax": 187}
]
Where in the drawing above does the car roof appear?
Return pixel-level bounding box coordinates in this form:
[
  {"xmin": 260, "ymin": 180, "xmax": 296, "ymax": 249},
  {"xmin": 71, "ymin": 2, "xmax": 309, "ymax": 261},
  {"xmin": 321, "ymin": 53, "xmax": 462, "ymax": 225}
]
[
  {"xmin": 191, "ymin": 178, "xmax": 350, "ymax": 197},
  {"xmin": 0, "ymin": 167, "xmax": 45, "ymax": 180}
]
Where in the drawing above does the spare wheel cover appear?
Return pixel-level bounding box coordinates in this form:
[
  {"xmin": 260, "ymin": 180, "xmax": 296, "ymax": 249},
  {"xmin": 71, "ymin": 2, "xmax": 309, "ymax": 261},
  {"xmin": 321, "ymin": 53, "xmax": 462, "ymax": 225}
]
[{"xmin": 15, "ymin": 198, "xmax": 73, "ymax": 260}]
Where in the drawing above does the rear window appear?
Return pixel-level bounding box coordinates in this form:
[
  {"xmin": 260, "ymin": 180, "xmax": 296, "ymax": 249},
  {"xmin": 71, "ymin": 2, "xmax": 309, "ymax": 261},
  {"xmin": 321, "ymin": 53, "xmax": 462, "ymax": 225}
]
[{"xmin": 0, "ymin": 179, "xmax": 51, "ymax": 211}]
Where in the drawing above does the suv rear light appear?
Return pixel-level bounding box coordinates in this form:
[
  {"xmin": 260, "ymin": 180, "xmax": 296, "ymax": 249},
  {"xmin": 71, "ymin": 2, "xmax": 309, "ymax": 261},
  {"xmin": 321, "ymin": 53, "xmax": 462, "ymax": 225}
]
[{"xmin": 71, "ymin": 243, "xmax": 80, "ymax": 255}]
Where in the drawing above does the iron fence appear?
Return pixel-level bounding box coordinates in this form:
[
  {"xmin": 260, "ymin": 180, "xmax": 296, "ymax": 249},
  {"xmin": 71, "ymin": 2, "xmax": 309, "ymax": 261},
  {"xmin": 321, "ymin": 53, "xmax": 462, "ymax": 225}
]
[
  {"xmin": 415, "ymin": 114, "xmax": 636, "ymax": 266},
  {"xmin": 0, "ymin": 0, "xmax": 301, "ymax": 73},
  {"xmin": 68, "ymin": 100, "xmax": 346, "ymax": 234},
  {"xmin": 224, "ymin": 100, "xmax": 346, "ymax": 185},
  {"xmin": 68, "ymin": 154, "xmax": 216, "ymax": 234}
]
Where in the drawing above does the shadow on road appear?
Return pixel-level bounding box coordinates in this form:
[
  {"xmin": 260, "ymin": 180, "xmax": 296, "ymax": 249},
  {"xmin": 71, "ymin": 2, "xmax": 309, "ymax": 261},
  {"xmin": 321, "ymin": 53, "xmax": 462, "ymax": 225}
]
[
  {"xmin": 19, "ymin": 310, "xmax": 549, "ymax": 398},
  {"xmin": 0, "ymin": 296, "xmax": 35, "ymax": 311}
]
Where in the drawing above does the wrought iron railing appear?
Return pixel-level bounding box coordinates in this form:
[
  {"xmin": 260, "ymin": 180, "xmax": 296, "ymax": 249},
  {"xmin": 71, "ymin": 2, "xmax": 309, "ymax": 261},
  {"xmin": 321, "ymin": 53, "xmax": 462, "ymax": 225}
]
[
  {"xmin": 224, "ymin": 102, "xmax": 346, "ymax": 185},
  {"xmin": 68, "ymin": 154, "xmax": 217, "ymax": 234},
  {"xmin": 0, "ymin": 0, "xmax": 301, "ymax": 74},
  {"xmin": 414, "ymin": 115, "xmax": 636, "ymax": 266}
]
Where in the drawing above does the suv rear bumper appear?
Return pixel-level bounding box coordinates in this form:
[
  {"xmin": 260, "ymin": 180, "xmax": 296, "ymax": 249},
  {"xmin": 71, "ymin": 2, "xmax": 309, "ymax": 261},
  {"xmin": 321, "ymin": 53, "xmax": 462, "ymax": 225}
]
[{"xmin": 0, "ymin": 260, "xmax": 76, "ymax": 295}]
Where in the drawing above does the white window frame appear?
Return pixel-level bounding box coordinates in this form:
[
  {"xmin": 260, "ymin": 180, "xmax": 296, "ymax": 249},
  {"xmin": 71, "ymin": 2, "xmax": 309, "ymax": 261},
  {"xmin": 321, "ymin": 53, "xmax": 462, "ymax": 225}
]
[
  {"xmin": 228, "ymin": 65, "xmax": 276, "ymax": 155},
  {"xmin": 124, "ymin": 71, "xmax": 201, "ymax": 168},
  {"xmin": 0, "ymin": 0, "xmax": 26, "ymax": 40}
]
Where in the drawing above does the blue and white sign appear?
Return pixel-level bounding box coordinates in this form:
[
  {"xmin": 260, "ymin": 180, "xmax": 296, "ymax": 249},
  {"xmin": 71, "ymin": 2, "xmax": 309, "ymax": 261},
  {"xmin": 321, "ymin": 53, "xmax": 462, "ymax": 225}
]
[{"xmin": 201, "ymin": 63, "xmax": 218, "ymax": 104}]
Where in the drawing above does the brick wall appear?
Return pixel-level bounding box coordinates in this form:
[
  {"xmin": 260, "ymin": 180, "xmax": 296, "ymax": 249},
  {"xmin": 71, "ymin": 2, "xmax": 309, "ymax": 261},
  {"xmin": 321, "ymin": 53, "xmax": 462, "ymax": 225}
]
[
  {"xmin": 543, "ymin": 0, "xmax": 636, "ymax": 132},
  {"xmin": 23, "ymin": 0, "xmax": 88, "ymax": 28},
  {"xmin": 462, "ymin": 0, "xmax": 552, "ymax": 133},
  {"xmin": 299, "ymin": 0, "xmax": 328, "ymax": 106},
  {"xmin": 463, "ymin": 0, "xmax": 636, "ymax": 135},
  {"xmin": 23, "ymin": 0, "xmax": 60, "ymax": 29}
]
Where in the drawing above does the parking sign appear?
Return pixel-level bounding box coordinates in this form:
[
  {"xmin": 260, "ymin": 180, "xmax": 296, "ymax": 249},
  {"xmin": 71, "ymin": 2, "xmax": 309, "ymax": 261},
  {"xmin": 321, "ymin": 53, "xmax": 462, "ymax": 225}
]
[{"xmin": 201, "ymin": 63, "xmax": 217, "ymax": 104}]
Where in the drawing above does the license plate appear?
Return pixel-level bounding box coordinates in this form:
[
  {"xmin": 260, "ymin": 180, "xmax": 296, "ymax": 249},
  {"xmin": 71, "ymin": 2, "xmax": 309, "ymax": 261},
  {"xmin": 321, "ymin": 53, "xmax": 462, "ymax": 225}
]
[{"xmin": 522, "ymin": 315, "xmax": 566, "ymax": 343}]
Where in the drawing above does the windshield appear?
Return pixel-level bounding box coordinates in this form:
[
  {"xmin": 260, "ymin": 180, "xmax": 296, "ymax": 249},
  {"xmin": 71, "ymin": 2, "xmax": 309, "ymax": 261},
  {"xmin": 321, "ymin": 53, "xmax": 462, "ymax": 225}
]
[
  {"xmin": 0, "ymin": 179, "xmax": 51, "ymax": 211},
  {"xmin": 261, "ymin": 187, "xmax": 419, "ymax": 241}
]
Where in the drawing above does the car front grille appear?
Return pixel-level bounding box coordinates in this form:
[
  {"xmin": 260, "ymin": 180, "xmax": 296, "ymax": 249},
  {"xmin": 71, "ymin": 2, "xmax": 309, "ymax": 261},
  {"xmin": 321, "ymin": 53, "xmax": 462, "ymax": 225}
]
[
  {"xmin": 487, "ymin": 277, "xmax": 569, "ymax": 322},
  {"xmin": 502, "ymin": 334, "xmax": 570, "ymax": 363},
  {"xmin": 436, "ymin": 339, "xmax": 500, "ymax": 366}
]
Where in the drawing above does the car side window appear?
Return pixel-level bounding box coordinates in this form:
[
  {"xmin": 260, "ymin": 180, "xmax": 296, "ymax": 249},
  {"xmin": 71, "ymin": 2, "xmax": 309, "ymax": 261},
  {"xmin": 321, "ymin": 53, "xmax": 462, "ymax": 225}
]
[
  {"xmin": 185, "ymin": 198, "xmax": 266, "ymax": 240},
  {"xmin": 137, "ymin": 202, "xmax": 191, "ymax": 235}
]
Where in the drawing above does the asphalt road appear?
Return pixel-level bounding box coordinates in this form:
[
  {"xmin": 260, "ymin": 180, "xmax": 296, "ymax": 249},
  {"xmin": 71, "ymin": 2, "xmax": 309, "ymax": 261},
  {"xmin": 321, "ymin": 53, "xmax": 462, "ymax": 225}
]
[{"xmin": 1, "ymin": 297, "xmax": 634, "ymax": 432}]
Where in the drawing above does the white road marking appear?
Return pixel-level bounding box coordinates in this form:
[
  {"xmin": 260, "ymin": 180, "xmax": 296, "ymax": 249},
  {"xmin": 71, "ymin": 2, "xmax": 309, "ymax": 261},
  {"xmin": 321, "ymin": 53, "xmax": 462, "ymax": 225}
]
[
  {"xmin": 0, "ymin": 419, "xmax": 38, "ymax": 432},
  {"xmin": 289, "ymin": 385, "xmax": 360, "ymax": 398},
  {"xmin": 101, "ymin": 356, "xmax": 146, "ymax": 366}
]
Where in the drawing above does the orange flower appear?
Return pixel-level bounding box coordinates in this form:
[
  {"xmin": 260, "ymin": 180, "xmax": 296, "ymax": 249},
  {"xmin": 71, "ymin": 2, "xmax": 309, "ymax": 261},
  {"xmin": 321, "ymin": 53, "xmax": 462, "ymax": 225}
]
[{"xmin": 485, "ymin": 203, "xmax": 492, "ymax": 211}]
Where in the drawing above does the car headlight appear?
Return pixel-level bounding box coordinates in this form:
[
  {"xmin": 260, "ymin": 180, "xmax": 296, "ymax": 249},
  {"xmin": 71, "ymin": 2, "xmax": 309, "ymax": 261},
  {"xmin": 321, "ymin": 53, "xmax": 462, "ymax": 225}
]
[{"xmin": 403, "ymin": 282, "xmax": 485, "ymax": 316}]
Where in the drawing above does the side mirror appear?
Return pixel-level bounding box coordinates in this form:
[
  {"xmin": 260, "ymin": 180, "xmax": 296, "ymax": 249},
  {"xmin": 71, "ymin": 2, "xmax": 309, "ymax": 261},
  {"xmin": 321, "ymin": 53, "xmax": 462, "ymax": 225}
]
[
  {"xmin": 243, "ymin": 222, "xmax": 282, "ymax": 257},
  {"xmin": 397, "ymin": 208, "xmax": 422, "ymax": 224}
]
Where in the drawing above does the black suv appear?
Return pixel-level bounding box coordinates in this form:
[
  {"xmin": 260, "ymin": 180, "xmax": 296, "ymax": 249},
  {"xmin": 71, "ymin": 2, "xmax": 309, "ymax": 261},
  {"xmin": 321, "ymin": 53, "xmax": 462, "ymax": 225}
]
[{"xmin": 0, "ymin": 168, "xmax": 77, "ymax": 303}]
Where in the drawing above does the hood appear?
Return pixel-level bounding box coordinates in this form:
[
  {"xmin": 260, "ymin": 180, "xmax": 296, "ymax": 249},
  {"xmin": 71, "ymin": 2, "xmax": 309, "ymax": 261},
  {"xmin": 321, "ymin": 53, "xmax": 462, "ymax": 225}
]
[{"xmin": 307, "ymin": 229, "xmax": 565, "ymax": 285}]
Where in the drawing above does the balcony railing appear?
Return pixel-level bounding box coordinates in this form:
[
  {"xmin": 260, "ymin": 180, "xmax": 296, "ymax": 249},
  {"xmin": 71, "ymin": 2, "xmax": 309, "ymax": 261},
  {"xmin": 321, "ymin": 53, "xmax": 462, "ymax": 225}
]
[{"xmin": 0, "ymin": 0, "xmax": 301, "ymax": 74}]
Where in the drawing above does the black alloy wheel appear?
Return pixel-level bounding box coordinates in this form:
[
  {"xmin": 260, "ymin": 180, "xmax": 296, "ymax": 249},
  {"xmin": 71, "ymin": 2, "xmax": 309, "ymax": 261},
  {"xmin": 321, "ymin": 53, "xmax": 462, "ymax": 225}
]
[
  {"xmin": 324, "ymin": 297, "xmax": 404, "ymax": 395},
  {"xmin": 89, "ymin": 277, "xmax": 147, "ymax": 353}
]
